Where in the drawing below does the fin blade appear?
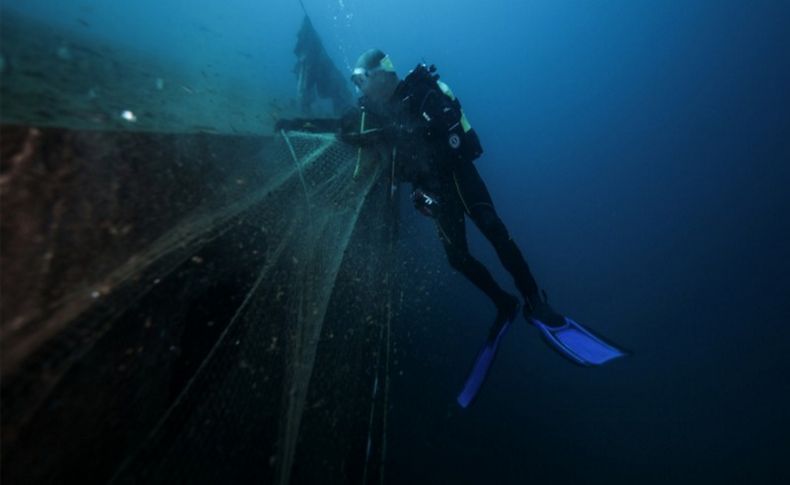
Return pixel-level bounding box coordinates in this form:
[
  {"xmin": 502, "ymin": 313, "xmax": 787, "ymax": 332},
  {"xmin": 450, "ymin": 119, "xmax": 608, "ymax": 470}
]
[
  {"xmin": 457, "ymin": 322, "xmax": 510, "ymax": 408},
  {"xmin": 534, "ymin": 317, "xmax": 626, "ymax": 366}
]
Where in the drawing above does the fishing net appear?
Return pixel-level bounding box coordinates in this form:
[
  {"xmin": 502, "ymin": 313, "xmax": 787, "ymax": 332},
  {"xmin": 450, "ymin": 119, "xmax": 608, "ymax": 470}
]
[
  {"xmin": 1, "ymin": 10, "xmax": 404, "ymax": 483},
  {"xmin": 1, "ymin": 124, "xmax": 399, "ymax": 485}
]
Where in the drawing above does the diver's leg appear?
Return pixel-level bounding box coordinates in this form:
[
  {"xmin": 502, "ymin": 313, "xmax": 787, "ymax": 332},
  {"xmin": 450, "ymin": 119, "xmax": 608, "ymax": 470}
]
[
  {"xmin": 451, "ymin": 161, "xmax": 540, "ymax": 302},
  {"xmin": 434, "ymin": 192, "xmax": 516, "ymax": 313}
]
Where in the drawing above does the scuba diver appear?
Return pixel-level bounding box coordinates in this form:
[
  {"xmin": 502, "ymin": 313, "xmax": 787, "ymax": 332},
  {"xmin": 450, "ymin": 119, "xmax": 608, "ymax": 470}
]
[{"xmin": 277, "ymin": 49, "xmax": 626, "ymax": 407}]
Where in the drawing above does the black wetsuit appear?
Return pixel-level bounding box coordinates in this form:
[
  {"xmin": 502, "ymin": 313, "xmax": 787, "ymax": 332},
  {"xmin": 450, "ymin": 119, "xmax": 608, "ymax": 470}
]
[{"xmin": 364, "ymin": 66, "xmax": 540, "ymax": 309}]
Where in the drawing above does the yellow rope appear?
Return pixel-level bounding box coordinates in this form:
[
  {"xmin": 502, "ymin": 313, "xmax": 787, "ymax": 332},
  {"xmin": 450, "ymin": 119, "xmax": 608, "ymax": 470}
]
[
  {"xmin": 353, "ymin": 110, "xmax": 367, "ymax": 179},
  {"xmin": 452, "ymin": 171, "xmax": 472, "ymax": 216}
]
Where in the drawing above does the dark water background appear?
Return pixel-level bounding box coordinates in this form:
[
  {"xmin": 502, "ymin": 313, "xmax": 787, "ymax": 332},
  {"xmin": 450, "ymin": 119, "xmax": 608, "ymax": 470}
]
[{"xmin": 5, "ymin": 1, "xmax": 790, "ymax": 483}]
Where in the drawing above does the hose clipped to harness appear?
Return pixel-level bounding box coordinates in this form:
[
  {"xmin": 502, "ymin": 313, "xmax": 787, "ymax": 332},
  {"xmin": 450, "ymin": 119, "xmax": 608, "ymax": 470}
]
[{"xmin": 411, "ymin": 188, "xmax": 439, "ymax": 217}]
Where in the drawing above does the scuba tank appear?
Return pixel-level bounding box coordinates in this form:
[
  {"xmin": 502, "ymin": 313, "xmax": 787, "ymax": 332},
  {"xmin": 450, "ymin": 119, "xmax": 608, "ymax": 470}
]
[{"xmin": 399, "ymin": 63, "xmax": 484, "ymax": 163}]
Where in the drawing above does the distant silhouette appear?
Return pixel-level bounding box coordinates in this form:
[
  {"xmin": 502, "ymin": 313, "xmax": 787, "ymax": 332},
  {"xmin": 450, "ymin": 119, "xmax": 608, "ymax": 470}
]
[{"xmin": 293, "ymin": 16, "xmax": 352, "ymax": 115}]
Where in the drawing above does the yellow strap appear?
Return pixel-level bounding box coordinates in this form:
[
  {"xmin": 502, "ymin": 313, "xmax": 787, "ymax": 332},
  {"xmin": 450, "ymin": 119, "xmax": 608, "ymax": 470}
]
[
  {"xmin": 460, "ymin": 113, "xmax": 472, "ymax": 132},
  {"xmin": 380, "ymin": 55, "xmax": 396, "ymax": 72},
  {"xmin": 437, "ymin": 81, "xmax": 455, "ymax": 100},
  {"xmin": 438, "ymin": 81, "xmax": 473, "ymax": 132},
  {"xmin": 353, "ymin": 110, "xmax": 367, "ymax": 179},
  {"xmin": 435, "ymin": 220, "xmax": 453, "ymax": 245}
]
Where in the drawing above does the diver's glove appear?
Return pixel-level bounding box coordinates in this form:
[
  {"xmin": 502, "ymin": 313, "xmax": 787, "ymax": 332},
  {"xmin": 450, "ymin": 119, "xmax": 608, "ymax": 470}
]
[{"xmin": 411, "ymin": 188, "xmax": 439, "ymax": 217}]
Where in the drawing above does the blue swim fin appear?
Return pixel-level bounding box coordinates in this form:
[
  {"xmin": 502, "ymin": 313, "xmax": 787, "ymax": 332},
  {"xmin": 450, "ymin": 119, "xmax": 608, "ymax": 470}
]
[
  {"xmin": 457, "ymin": 319, "xmax": 511, "ymax": 408},
  {"xmin": 531, "ymin": 316, "xmax": 626, "ymax": 366}
]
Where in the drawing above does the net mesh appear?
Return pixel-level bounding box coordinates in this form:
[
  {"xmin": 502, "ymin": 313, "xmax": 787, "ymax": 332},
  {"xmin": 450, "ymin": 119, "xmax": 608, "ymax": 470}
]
[{"xmin": 1, "ymin": 126, "xmax": 398, "ymax": 484}]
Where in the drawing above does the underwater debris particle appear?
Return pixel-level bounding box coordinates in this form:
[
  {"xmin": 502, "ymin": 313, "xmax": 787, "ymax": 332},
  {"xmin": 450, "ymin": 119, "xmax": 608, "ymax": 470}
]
[
  {"xmin": 191, "ymin": 255, "xmax": 204, "ymax": 264},
  {"xmin": 56, "ymin": 45, "xmax": 72, "ymax": 61},
  {"xmin": 121, "ymin": 110, "xmax": 137, "ymax": 122},
  {"xmin": 267, "ymin": 337, "xmax": 278, "ymax": 352},
  {"xmin": 90, "ymin": 290, "xmax": 100, "ymax": 299},
  {"xmin": 155, "ymin": 77, "xmax": 164, "ymax": 90}
]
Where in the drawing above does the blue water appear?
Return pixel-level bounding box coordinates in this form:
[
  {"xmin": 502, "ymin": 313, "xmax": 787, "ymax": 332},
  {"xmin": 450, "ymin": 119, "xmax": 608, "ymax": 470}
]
[{"xmin": 6, "ymin": 0, "xmax": 790, "ymax": 483}]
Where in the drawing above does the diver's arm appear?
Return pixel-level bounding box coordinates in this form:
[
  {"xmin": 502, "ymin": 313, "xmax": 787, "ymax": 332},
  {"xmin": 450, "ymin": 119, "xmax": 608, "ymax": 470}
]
[
  {"xmin": 275, "ymin": 111, "xmax": 392, "ymax": 148},
  {"xmin": 337, "ymin": 106, "xmax": 405, "ymax": 147}
]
